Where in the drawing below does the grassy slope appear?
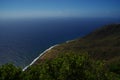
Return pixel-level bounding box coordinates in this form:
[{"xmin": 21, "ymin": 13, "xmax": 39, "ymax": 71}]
[{"xmin": 35, "ymin": 24, "xmax": 120, "ymax": 64}]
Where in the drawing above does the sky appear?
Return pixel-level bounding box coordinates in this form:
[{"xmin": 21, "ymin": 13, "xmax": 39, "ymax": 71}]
[{"xmin": 0, "ymin": 0, "xmax": 120, "ymax": 19}]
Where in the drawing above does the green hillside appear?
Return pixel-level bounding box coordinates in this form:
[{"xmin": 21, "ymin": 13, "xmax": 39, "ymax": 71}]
[{"xmin": 33, "ymin": 24, "xmax": 120, "ymax": 79}]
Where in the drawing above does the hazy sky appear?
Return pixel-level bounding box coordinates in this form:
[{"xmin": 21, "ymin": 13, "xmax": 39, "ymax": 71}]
[{"xmin": 0, "ymin": 0, "xmax": 120, "ymax": 19}]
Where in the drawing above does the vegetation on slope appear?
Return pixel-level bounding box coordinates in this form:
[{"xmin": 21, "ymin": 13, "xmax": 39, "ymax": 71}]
[
  {"xmin": 34, "ymin": 24, "xmax": 120, "ymax": 77},
  {"xmin": 0, "ymin": 53, "xmax": 120, "ymax": 80}
]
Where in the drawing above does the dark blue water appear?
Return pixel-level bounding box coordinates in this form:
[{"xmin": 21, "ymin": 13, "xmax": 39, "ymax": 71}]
[{"xmin": 0, "ymin": 18, "xmax": 120, "ymax": 68}]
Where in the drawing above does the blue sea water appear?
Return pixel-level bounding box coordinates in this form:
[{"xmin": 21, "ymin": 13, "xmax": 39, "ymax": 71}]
[{"xmin": 0, "ymin": 18, "xmax": 120, "ymax": 68}]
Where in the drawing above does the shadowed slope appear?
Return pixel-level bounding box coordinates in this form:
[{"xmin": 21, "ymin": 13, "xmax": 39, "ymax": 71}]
[{"xmin": 35, "ymin": 24, "xmax": 120, "ymax": 64}]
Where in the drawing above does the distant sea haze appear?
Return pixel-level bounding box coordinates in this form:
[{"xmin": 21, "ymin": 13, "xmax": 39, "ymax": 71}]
[{"xmin": 0, "ymin": 18, "xmax": 120, "ymax": 68}]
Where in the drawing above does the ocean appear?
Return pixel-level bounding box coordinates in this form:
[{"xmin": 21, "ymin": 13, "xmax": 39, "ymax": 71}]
[{"xmin": 0, "ymin": 18, "xmax": 120, "ymax": 68}]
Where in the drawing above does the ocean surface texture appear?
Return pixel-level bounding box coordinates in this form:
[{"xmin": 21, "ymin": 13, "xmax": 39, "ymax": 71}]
[{"xmin": 0, "ymin": 18, "xmax": 120, "ymax": 68}]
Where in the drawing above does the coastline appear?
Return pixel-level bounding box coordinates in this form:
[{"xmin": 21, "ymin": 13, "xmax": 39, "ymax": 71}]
[
  {"xmin": 66, "ymin": 39, "xmax": 75, "ymax": 43},
  {"xmin": 22, "ymin": 44, "xmax": 59, "ymax": 71},
  {"xmin": 22, "ymin": 39, "xmax": 75, "ymax": 71}
]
